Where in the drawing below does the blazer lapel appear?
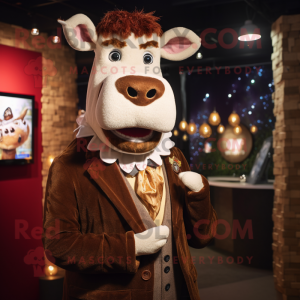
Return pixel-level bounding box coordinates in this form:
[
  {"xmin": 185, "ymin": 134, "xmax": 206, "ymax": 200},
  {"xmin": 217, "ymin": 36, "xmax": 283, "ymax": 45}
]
[
  {"xmin": 163, "ymin": 156, "xmax": 186, "ymax": 229},
  {"xmin": 86, "ymin": 158, "xmax": 146, "ymax": 234}
]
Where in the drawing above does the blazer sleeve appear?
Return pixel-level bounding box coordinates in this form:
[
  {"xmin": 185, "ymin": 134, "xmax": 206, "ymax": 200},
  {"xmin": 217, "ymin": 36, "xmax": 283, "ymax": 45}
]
[
  {"xmin": 175, "ymin": 148, "xmax": 218, "ymax": 249},
  {"xmin": 42, "ymin": 159, "xmax": 139, "ymax": 274}
]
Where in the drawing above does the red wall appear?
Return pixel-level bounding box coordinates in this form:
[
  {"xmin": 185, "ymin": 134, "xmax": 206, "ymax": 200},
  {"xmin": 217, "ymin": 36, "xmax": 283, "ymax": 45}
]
[{"xmin": 0, "ymin": 45, "xmax": 43, "ymax": 300}]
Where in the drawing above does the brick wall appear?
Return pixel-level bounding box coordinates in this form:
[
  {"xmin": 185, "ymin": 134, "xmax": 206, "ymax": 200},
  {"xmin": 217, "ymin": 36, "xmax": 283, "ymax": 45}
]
[
  {"xmin": 271, "ymin": 14, "xmax": 300, "ymax": 300},
  {"xmin": 0, "ymin": 22, "xmax": 78, "ymax": 205}
]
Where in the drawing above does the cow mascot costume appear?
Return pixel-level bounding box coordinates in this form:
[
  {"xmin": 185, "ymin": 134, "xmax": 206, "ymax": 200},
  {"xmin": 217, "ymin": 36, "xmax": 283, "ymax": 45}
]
[{"xmin": 43, "ymin": 10, "xmax": 217, "ymax": 300}]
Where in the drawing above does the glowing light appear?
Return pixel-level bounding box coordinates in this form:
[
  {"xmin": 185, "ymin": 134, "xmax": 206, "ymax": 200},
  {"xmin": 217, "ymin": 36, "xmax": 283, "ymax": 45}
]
[
  {"xmin": 228, "ymin": 94, "xmax": 232, "ymax": 98},
  {"xmin": 44, "ymin": 264, "xmax": 58, "ymax": 276},
  {"xmin": 199, "ymin": 123, "xmax": 212, "ymax": 138},
  {"xmin": 31, "ymin": 28, "xmax": 39, "ymax": 36},
  {"xmin": 217, "ymin": 124, "xmax": 225, "ymax": 134},
  {"xmin": 208, "ymin": 110, "xmax": 221, "ymax": 126},
  {"xmin": 233, "ymin": 90, "xmax": 236, "ymax": 93},
  {"xmin": 187, "ymin": 122, "xmax": 197, "ymax": 135},
  {"xmin": 248, "ymin": 111, "xmax": 252, "ymax": 115},
  {"xmin": 233, "ymin": 125, "xmax": 242, "ymax": 135},
  {"xmin": 251, "ymin": 79, "xmax": 255, "ymax": 84},
  {"xmin": 238, "ymin": 77, "xmax": 241, "ymax": 80},
  {"xmin": 52, "ymin": 36, "xmax": 60, "ymax": 44},
  {"xmin": 250, "ymin": 125, "xmax": 258, "ymax": 133},
  {"xmin": 173, "ymin": 129, "xmax": 179, "ymax": 136},
  {"xmin": 228, "ymin": 111, "xmax": 240, "ymax": 127},
  {"xmin": 251, "ymin": 105, "xmax": 255, "ymax": 109},
  {"xmin": 179, "ymin": 120, "xmax": 188, "ymax": 131},
  {"xmin": 196, "ymin": 52, "xmax": 202, "ymax": 59},
  {"xmin": 268, "ymin": 83, "xmax": 272, "ymax": 87},
  {"xmin": 182, "ymin": 134, "xmax": 188, "ymax": 141},
  {"xmin": 206, "ymin": 93, "xmax": 209, "ymax": 98}
]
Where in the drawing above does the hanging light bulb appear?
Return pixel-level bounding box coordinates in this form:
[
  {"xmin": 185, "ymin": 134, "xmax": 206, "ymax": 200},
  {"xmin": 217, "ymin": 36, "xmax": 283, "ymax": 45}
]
[
  {"xmin": 187, "ymin": 122, "xmax": 197, "ymax": 135},
  {"xmin": 52, "ymin": 36, "xmax": 61, "ymax": 44},
  {"xmin": 173, "ymin": 129, "xmax": 179, "ymax": 136},
  {"xmin": 217, "ymin": 124, "xmax": 225, "ymax": 134},
  {"xmin": 182, "ymin": 134, "xmax": 188, "ymax": 141},
  {"xmin": 31, "ymin": 28, "xmax": 39, "ymax": 36},
  {"xmin": 250, "ymin": 125, "xmax": 258, "ymax": 134},
  {"xmin": 199, "ymin": 123, "xmax": 212, "ymax": 138},
  {"xmin": 208, "ymin": 110, "xmax": 221, "ymax": 126},
  {"xmin": 179, "ymin": 120, "xmax": 188, "ymax": 131},
  {"xmin": 233, "ymin": 125, "xmax": 242, "ymax": 135},
  {"xmin": 228, "ymin": 111, "xmax": 240, "ymax": 127},
  {"xmin": 44, "ymin": 264, "xmax": 58, "ymax": 276}
]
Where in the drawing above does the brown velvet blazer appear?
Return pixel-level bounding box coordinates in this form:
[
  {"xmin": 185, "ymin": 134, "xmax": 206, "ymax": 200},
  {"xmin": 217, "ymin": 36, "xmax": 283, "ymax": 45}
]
[{"xmin": 43, "ymin": 137, "xmax": 217, "ymax": 300}]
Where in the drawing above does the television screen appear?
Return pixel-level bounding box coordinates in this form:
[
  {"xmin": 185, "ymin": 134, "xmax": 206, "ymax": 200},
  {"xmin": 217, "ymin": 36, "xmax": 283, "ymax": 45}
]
[{"xmin": 0, "ymin": 92, "xmax": 34, "ymax": 165}]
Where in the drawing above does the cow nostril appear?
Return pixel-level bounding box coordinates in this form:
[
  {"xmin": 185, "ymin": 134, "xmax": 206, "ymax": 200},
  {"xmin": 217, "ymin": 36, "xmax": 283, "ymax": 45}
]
[
  {"xmin": 146, "ymin": 89, "xmax": 156, "ymax": 99},
  {"xmin": 127, "ymin": 87, "xmax": 138, "ymax": 98}
]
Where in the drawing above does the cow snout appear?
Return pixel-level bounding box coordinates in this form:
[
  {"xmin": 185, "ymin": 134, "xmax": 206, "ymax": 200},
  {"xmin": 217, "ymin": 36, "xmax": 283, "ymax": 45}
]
[{"xmin": 115, "ymin": 75, "xmax": 165, "ymax": 106}]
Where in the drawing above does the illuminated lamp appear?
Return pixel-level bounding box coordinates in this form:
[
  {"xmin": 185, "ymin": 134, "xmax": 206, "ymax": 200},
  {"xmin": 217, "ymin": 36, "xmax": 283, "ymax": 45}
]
[
  {"xmin": 208, "ymin": 110, "xmax": 221, "ymax": 126},
  {"xmin": 44, "ymin": 264, "xmax": 58, "ymax": 276},
  {"xmin": 250, "ymin": 125, "xmax": 258, "ymax": 134},
  {"xmin": 182, "ymin": 134, "xmax": 188, "ymax": 141},
  {"xmin": 217, "ymin": 124, "xmax": 225, "ymax": 134},
  {"xmin": 52, "ymin": 36, "xmax": 61, "ymax": 44},
  {"xmin": 179, "ymin": 120, "xmax": 188, "ymax": 131},
  {"xmin": 228, "ymin": 111, "xmax": 240, "ymax": 127},
  {"xmin": 186, "ymin": 122, "xmax": 197, "ymax": 135},
  {"xmin": 199, "ymin": 123, "xmax": 212, "ymax": 138},
  {"xmin": 173, "ymin": 129, "xmax": 179, "ymax": 136},
  {"xmin": 238, "ymin": 20, "xmax": 261, "ymax": 41},
  {"xmin": 233, "ymin": 125, "xmax": 242, "ymax": 135}
]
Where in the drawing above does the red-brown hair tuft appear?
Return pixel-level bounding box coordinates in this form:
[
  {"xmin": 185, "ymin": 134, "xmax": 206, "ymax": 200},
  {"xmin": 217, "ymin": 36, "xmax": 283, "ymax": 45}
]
[{"xmin": 96, "ymin": 10, "xmax": 163, "ymax": 40}]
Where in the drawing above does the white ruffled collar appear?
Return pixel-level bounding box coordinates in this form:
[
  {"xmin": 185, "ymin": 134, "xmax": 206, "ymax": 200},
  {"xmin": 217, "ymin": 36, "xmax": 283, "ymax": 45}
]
[{"xmin": 75, "ymin": 114, "xmax": 175, "ymax": 174}]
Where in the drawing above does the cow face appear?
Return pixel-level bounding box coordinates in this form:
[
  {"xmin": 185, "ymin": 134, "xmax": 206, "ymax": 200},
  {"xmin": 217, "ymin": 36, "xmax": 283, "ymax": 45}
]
[
  {"xmin": 59, "ymin": 12, "xmax": 200, "ymax": 154},
  {"xmin": 0, "ymin": 108, "xmax": 30, "ymax": 150}
]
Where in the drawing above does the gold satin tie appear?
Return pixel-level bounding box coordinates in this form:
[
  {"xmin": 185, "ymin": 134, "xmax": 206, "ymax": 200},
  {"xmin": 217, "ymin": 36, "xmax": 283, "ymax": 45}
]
[{"xmin": 135, "ymin": 166, "xmax": 164, "ymax": 220}]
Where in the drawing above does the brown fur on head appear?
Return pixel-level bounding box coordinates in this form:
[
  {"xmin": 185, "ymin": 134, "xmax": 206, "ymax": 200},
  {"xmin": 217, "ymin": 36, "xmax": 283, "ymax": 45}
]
[{"xmin": 96, "ymin": 10, "xmax": 163, "ymax": 39}]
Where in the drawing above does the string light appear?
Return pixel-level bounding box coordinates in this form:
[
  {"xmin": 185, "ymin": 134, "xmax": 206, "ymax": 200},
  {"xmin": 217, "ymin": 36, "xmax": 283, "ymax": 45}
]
[
  {"xmin": 187, "ymin": 122, "xmax": 197, "ymax": 135},
  {"xmin": 52, "ymin": 36, "xmax": 61, "ymax": 44},
  {"xmin": 228, "ymin": 111, "xmax": 240, "ymax": 127},
  {"xmin": 31, "ymin": 28, "xmax": 39, "ymax": 36},
  {"xmin": 208, "ymin": 110, "xmax": 221, "ymax": 126},
  {"xmin": 173, "ymin": 129, "xmax": 179, "ymax": 136},
  {"xmin": 250, "ymin": 125, "xmax": 258, "ymax": 133},
  {"xmin": 199, "ymin": 123, "xmax": 212, "ymax": 138},
  {"xmin": 217, "ymin": 124, "xmax": 225, "ymax": 134},
  {"xmin": 233, "ymin": 125, "xmax": 242, "ymax": 135},
  {"xmin": 182, "ymin": 134, "xmax": 188, "ymax": 141},
  {"xmin": 179, "ymin": 120, "xmax": 188, "ymax": 131}
]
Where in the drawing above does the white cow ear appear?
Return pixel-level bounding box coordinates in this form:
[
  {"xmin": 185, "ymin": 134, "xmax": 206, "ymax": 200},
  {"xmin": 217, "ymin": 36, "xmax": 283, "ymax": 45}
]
[
  {"xmin": 58, "ymin": 14, "xmax": 97, "ymax": 51},
  {"xmin": 160, "ymin": 27, "xmax": 201, "ymax": 61}
]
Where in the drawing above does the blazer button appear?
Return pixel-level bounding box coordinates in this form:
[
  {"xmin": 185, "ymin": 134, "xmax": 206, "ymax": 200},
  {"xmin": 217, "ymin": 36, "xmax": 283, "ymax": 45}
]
[
  {"xmin": 142, "ymin": 270, "xmax": 151, "ymax": 281},
  {"xmin": 164, "ymin": 266, "xmax": 170, "ymax": 273},
  {"xmin": 165, "ymin": 283, "xmax": 170, "ymax": 291},
  {"xmin": 164, "ymin": 255, "xmax": 170, "ymax": 262}
]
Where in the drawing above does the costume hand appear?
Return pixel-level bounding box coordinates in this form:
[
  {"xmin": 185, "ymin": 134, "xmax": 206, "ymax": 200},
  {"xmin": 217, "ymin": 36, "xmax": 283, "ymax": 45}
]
[
  {"xmin": 134, "ymin": 225, "xmax": 169, "ymax": 256},
  {"xmin": 178, "ymin": 171, "xmax": 204, "ymax": 192}
]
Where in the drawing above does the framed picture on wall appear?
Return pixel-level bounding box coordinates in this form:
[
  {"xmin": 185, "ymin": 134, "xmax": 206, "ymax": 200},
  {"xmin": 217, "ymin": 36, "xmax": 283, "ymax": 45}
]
[{"xmin": 0, "ymin": 92, "xmax": 34, "ymax": 165}]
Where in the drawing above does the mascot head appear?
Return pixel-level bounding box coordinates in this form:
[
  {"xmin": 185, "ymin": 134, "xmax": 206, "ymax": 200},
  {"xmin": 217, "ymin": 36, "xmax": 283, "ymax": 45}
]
[
  {"xmin": 59, "ymin": 10, "xmax": 200, "ymax": 171},
  {"xmin": 0, "ymin": 108, "xmax": 30, "ymax": 159}
]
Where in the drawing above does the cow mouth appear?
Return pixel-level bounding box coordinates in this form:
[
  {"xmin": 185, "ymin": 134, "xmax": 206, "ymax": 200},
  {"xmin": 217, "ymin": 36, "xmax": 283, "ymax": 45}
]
[
  {"xmin": 112, "ymin": 128, "xmax": 154, "ymax": 143},
  {"xmin": 102, "ymin": 128, "xmax": 162, "ymax": 154}
]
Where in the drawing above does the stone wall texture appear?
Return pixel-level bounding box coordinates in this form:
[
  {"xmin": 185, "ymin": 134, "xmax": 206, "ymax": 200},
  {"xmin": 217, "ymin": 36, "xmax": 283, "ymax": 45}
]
[
  {"xmin": 0, "ymin": 22, "xmax": 78, "ymax": 205},
  {"xmin": 271, "ymin": 14, "xmax": 300, "ymax": 300}
]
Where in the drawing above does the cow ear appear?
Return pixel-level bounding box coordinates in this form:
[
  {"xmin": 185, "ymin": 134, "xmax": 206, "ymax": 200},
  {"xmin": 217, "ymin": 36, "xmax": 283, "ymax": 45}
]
[
  {"xmin": 58, "ymin": 14, "xmax": 97, "ymax": 51},
  {"xmin": 160, "ymin": 27, "xmax": 201, "ymax": 61}
]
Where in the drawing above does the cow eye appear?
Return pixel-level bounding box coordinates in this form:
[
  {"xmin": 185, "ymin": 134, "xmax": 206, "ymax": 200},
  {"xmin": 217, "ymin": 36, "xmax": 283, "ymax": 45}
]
[
  {"xmin": 10, "ymin": 127, "xmax": 15, "ymax": 133},
  {"xmin": 143, "ymin": 52, "xmax": 153, "ymax": 64},
  {"xmin": 109, "ymin": 50, "xmax": 121, "ymax": 62},
  {"xmin": 4, "ymin": 129, "xmax": 8, "ymax": 134}
]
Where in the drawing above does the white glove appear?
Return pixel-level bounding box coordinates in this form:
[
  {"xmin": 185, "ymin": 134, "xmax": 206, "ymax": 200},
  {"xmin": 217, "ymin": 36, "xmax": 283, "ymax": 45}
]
[
  {"xmin": 178, "ymin": 171, "xmax": 204, "ymax": 192},
  {"xmin": 134, "ymin": 225, "xmax": 169, "ymax": 256}
]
